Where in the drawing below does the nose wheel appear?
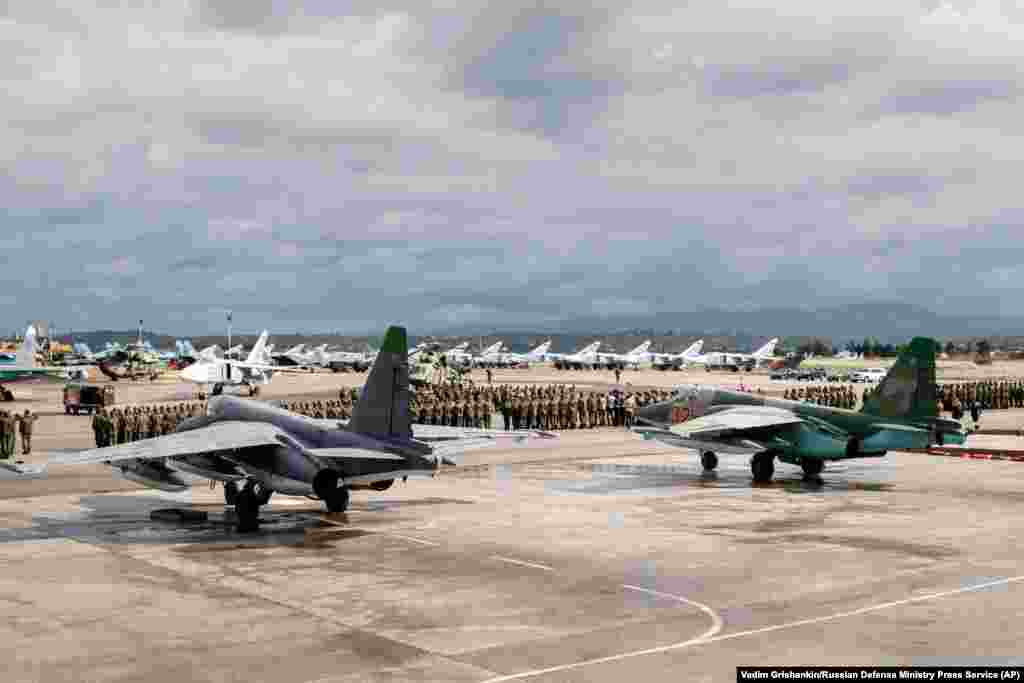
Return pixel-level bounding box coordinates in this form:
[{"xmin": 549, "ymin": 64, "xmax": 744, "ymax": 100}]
[
  {"xmin": 700, "ymin": 451, "xmax": 718, "ymax": 471},
  {"xmin": 313, "ymin": 469, "xmax": 350, "ymax": 513},
  {"xmin": 751, "ymin": 452, "xmax": 775, "ymax": 483},
  {"xmin": 800, "ymin": 458, "xmax": 824, "ymax": 479},
  {"xmin": 232, "ymin": 480, "xmax": 272, "ymax": 532}
]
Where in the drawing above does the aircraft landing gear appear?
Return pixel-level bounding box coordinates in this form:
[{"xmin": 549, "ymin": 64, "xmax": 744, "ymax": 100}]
[
  {"xmin": 234, "ymin": 480, "xmax": 269, "ymax": 532},
  {"xmin": 801, "ymin": 458, "xmax": 824, "ymax": 480},
  {"xmin": 700, "ymin": 451, "xmax": 718, "ymax": 471},
  {"xmin": 313, "ymin": 469, "xmax": 350, "ymax": 513},
  {"xmin": 224, "ymin": 480, "xmax": 239, "ymax": 506},
  {"xmin": 751, "ymin": 451, "xmax": 775, "ymax": 483}
]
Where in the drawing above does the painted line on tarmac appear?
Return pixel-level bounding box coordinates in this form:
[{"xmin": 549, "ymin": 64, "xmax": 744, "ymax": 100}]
[
  {"xmin": 622, "ymin": 584, "xmax": 723, "ymax": 641},
  {"xmin": 490, "ymin": 555, "xmax": 555, "ymax": 572},
  {"xmin": 387, "ymin": 533, "xmax": 440, "ymax": 547},
  {"xmin": 480, "ymin": 574, "xmax": 1024, "ymax": 682}
]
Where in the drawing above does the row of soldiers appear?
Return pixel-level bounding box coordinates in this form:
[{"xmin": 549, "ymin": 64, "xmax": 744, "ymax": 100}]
[
  {"xmin": 0, "ymin": 410, "xmax": 38, "ymax": 458},
  {"xmin": 411, "ymin": 383, "xmax": 675, "ymax": 431},
  {"xmin": 91, "ymin": 403, "xmax": 207, "ymax": 447},
  {"xmin": 782, "ymin": 385, "xmax": 861, "ymax": 410},
  {"xmin": 278, "ymin": 388, "xmax": 362, "ymax": 421},
  {"xmin": 937, "ymin": 381, "xmax": 1024, "ymax": 411}
]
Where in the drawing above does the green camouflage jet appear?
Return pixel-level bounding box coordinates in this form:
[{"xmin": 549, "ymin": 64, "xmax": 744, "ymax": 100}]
[{"xmin": 633, "ymin": 338, "xmax": 967, "ymax": 482}]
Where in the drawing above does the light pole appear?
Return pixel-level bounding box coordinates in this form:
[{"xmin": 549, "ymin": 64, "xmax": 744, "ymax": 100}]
[{"xmin": 227, "ymin": 311, "xmax": 233, "ymax": 358}]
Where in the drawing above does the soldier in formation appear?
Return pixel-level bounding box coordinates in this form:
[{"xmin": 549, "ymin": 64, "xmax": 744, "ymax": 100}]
[
  {"xmin": 17, "ymin": 410, "xmax": 38, "ymax": 455},
  {"xmin": 783, "ymin": 385, "xmax": 859, "ymax": 409},
  {"xmin": 937, "ymin": 381, "xmax": 1024, "ymax": 412},
  {"xmin": 0, "ymin": 410, "xmax": 16, "ymax": 459},
  {"xmin": 404, "ymin": 383, "xmax": 672, "ymax": 432},
  {"xmin": 102, "ymin": 402, "xmax": 205, "ymax": 444}
]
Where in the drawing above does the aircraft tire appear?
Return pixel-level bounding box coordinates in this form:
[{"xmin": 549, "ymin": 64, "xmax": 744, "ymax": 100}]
[
  {"xmin": 325, "ymin": 485, "xmax": 349, "ymax": 513},
  {"xmin": 224, "ymin": 481, "xmax": 239, "ymax": 505},
  {"xmin": 801, "ymin": 458, "xmax": 824, "ymax": 479},
  {"xmin": 700, "ymin": 451, "xmax": 718, "ymax": 471},
  {"xmin": 234, "ymin": 488, "xmax": 260, "ymax": 532},
  {"xmin": 255, "ymin": 485, "xmax": 273, "ymax": 506},
  {"xmin": 751, "ymin": 452, "xmax": 775, "ymax": 482}
]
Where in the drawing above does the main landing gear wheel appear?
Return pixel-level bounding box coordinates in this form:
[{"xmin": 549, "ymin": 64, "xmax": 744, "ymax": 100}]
[
  {"xmin": 313, "ymin": 470, "xmax": 350, "ymax": 513},
  {"xmin": 801, "ymin": 458, "xmax": 824, "ymax": 479},
  {"xmin": 234, "ymin": 481, "xmax": 264, "ymax": 533},
  {"xmin": 751, "ymin": 452, "xmax": 775, "ymax": 483},
  {"xmin": 224, "ymin": 480, "xmax": 239, "ymax": 506},
  {"xmin": 700, "ymin": 451, "xmax": 718, "ymax": 471}
]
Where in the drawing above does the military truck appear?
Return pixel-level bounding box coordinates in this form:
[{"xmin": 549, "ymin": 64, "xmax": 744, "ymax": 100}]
[{"xmin": 63, "ymin": 382, "xmax": 115, "ymax": 415}]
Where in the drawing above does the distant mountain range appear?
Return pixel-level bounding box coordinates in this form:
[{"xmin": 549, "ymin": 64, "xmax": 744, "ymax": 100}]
[{"xmin": 26, "ymin": 303, "xmax": 1024, "ymax": 354}]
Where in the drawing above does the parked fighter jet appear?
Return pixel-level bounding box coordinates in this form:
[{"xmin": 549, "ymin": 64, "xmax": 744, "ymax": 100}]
[
  {"xmin": 652, "ymin": 340, "xmax": 704, "ymax": 371},
  {"xmin": 0, "ymin": 326, "xmax": 71, "ymax": 382},
  {"xmin": 179, "ymin": 331, "xmax": 302, "ymax": 395},
  {"xmin": 596, "ymin": 341, "xmax": 653, "ymax": 370},
  {"xmin": 689, "ymin": 338, "xmax": 779, "ymax": 372},
  {"xmin": 633, "ymin": 337, "xmax": 966, "ymax": 482},
  {"xmin": 476, "ymin": 340, "xmax": 552, "ymax": 368},
  {"xmin": 55, "ymin": 326, "xmax": 553, "ymax": 531},
  {"xmin": 550, "ymin": 341, "xmax": 601, "ymax": 370}
]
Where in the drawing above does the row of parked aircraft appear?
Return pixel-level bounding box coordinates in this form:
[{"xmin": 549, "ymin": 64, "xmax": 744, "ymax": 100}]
[{"xmin": 1, "ymin": 325, "xmax": 785, "ymax": 400}]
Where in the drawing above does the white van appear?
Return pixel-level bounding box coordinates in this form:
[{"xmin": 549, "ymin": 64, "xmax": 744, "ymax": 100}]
[{"xmin": 851, "ymin": 368, "xmax": 887, "ymax": 383}]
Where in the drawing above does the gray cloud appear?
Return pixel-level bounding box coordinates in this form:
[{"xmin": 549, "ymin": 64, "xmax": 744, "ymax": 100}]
[{"xmin": 2, "ymin": 1, "xmax": 1023, "ymax": 335}]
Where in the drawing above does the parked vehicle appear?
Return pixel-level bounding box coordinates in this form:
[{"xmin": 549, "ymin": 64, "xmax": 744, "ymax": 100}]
[{"xmin": 63, "ymin": 382, "xmax": 115, "ymax": 415}]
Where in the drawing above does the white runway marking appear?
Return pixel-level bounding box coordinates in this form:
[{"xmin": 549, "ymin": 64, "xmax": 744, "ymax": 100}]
[
  {"xmin": 621, "ymin": 584, "xmax": 723, "ymax": 641},
  {"xmin": 490, "ymin": 555, "xmax": 555, "ymax": 572},
  {"xmin": 480, "ymin": 574, "xmax": 1024, "ymax": 682},
  {"xmin": 387, "ymin": 533, "xmax": 440, "ymax": 547}
]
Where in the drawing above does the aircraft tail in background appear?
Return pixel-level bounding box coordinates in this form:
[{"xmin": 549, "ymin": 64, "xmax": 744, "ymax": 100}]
[
  {"xmin": 348, "ymin": 326, "xmax": 411, "ymax": 439},
  {"xmin": 860, "ymin": 337, "xmax": 938, "ymax": 420},
  {"xmin": 13, "ymin": 326, "xmax": 39, "ymax": 369},
  {"xmin": 754, "ymin": 338, "xmax": 779, "ymax": 358},
  {"xmin": 245, "ymin": 331, "xmax": 269, "ymax": 365}
]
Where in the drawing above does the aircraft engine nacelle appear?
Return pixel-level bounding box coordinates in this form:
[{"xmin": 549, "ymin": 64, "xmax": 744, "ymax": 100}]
[
  {"xmin": 786, "ymin": 423, "xmax": 848, "ymax": 460},
  {"xmin": 117, "ymin": 461, "xmax": 190, "ymax": 492},
  {"xmin": 860, "ymin": 427, "xmax": 929, "ymax": 453}
]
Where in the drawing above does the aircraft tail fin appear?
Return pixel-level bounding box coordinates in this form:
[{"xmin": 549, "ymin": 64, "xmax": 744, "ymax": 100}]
[
  {"xmin": 629, "ymin": 340, "xmax": 652, "ymax": 356},
  {"xmin": 348, "ymin": 326, "xmax": 411, "ymax": 438},
  {"xmin": 754, "ymin": 338, "xmax": 779, "ymax": 358},
  {"xmin": 682, "ymin": 340, "xmax": 704, "ymax": 358},
  {"xmin": 245, "ymin": 331, "xmax": 269, "ymax": 364},
  {"xmin": 529, "ymin": 340, "xmax": 552, "ymax": 358},
  {"xmin": 13, "ymin": 326, "xmax": 38, "ymax": 369},
  {"xmin": 481, "ymin": 341, "xmax": 502, "ymax": 356},
  {"xmin": 860, "ymin": 337, "xmax": 937, "ymax": 419},
  {"xmin": 580, "ymin": 341, "xmax": 600, "ymax": 355}
]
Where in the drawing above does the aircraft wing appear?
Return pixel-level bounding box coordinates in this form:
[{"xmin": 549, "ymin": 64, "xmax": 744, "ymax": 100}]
[
  {"xmin": 317, "ymin": 419, "xmax": 556, "ymax": 442},
  {"xmin": 654, "ymin": 406, "xmax": 803, "ymax": 439},
  {"xmin": 50, "ymin": 421, "xmax": 285, "ymax": 465},
  {"xmin": 411, "ymin": 424, "xmax": 558, "ymax": 441}
]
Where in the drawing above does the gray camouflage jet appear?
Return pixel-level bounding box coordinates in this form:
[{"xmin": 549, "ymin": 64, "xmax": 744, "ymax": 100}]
[{"xmin": 54, "ymin": 325, "xmax": 553, "ymax": 531}]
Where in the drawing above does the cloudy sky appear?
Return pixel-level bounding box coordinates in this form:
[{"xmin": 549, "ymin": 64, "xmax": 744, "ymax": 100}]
[{"xmin": 4, "ymin": 1, "xmax": 1024, "ymax": 335}]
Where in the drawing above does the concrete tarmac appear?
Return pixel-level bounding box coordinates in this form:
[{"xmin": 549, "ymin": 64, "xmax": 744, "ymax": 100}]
[
  {"xmin": 2, "ymin": 372, "xmax": 1024, "ymax": 681},
  {"xmin": 4, "ymin": 435, "xmax": 1024, "ymax": 680}
]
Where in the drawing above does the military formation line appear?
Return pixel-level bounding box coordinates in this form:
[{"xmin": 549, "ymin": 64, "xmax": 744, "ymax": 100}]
[
  {"xmin": 938, "ymin": 381, "xmax": 1024, "ymax": 411},
  {"xmin": 782, "ymin": 385, "xmax": 863, "ymax": 409},
  {"xmin": 90, "ymin": 403, "xmax": 206, "ymax": 447}
]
